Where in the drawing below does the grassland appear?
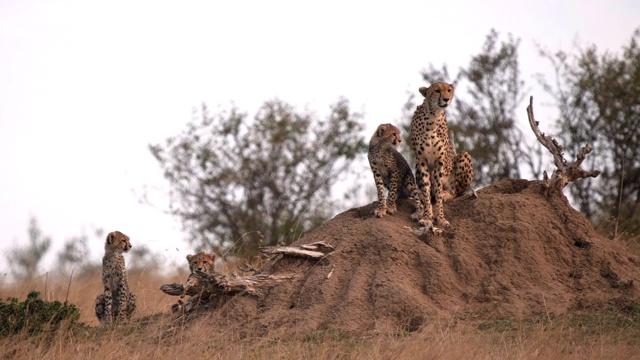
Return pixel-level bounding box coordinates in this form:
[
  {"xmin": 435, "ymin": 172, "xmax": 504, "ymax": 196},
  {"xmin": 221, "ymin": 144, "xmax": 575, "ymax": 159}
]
[{"xmin": 2, "ymin": 266, "xmax": 640, "ymax": 360}]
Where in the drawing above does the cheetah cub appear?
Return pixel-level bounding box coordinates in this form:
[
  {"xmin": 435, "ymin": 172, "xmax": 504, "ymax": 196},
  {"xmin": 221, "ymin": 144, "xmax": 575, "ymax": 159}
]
[
  {"xmin": 171, "ymin": 251, "xmax": 217, "ymax": 313},
  {"xmin": 95, "ymin": 231, "xmax": 136, "ymax": 326},
  {"xmin": 183, "ymin": 251, "xmax": 216, "ymax": 297},
  {"xmin": 368, "ymin": 123, "xmax": 423, "ymax": 220},
  {"xmin": 410, "ymin": 82, "xmax": 473, "ymax": 230}
]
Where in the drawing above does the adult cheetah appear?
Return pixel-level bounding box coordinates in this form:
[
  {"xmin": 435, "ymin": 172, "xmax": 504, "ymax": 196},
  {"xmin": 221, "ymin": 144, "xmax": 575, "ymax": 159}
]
[
  {"xmin": 95, "ymin": 231, "xmax": 136, "ymax": 326},
  {"xmin": 367, "ymin": 123, "xmax": 423, "ymax": 220},
  {"xmin": 410, "ymin": 82, "xmax": 473, "ymax": 230}
]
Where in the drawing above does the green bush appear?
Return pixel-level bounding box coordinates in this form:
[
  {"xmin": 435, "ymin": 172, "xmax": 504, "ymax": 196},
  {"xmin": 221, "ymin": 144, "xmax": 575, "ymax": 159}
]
[{"xmin": 0, "ymin": 290, "xmax": 80, "ymax": 337}]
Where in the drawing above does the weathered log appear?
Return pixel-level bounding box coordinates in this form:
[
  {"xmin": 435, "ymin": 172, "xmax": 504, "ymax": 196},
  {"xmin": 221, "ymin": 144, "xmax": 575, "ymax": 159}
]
[
  {"xmin": 216, "ymin": 273, "xmax": 297, "ymax": 294},
  {"xmin": 526, "ymin": 96, "xmax": 601, "ymax": 193},
  {"xmin": 299, "ymin": 241, "xmax": 334, "ymax": 252},
  {"xmin": 161, "ymin": 241, "xmax": 334, "ymax": 315},
  {"xmin": 259, "ymin": 241, "xmax": 334, "ymax": 259},
  {"xmin": 160, "ymin": 283, "xmax": 185, "ymax": 296},
  {"xmin": 162, "ymin": 271, "xmax": 298, "ymax": 314}
]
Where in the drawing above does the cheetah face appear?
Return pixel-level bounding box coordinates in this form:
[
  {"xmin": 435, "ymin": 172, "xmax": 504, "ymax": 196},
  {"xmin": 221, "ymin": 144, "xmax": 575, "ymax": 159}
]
[
  {"xmin": 419, "ymin": 82, "xmax": 455, "ymax": 109},
  {"xmin": 186, "ymin": 252, "xmax": 216, "ymax": 273},
  {"xmin": 372, "ymin": 123, "xmax": 402, "ymax": 146},
  {"xmin": 106, "ymin": 231, "xmax": 132, "ymax": 253}
]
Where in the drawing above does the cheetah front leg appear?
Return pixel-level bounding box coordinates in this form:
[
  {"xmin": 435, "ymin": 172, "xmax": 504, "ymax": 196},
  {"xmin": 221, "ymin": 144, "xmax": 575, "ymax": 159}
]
[
  {"xmin": 405, "ymin": 176, "xmax": 424, "ymax": 221},
  {"xmin": 372, "ymin": 170, "xmax": 388, "ymax": 217},
  {"xmin": 115, "ymin": 285, "xmax": 131, "ymax": 323},
  {"xmin": 386, "ymin": 170, "xmax": 401, "ymax": 215},
  {"xmin": 102, "ymin": 289, "xmax": 113, "ymax": 326},
  {"xmin": 415, "ymin": 164, "xmax": 434, "ymax": 229},
  {"xmin": 432, "ymin": 170, "xmax": 450, "ymax": 228},
  {"xmin": 125, "ymin": 292, "xmax": 137, "ymax": 321}
]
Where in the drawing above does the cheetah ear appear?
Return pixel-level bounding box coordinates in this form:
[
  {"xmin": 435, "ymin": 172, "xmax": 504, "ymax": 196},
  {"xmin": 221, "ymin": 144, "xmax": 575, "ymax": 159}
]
[
  {"xmin": 450, "ymin": 83, "xmax": 456, "ymax": 91},
  {"xmin": 210, "ymin": 252, "xmax": 217, "ymax": 259},
  {"xmin": 376, "ymin": 126, "xmax": 385, "ymax": 137},
  {"xmin": 186, "ymin": 254, "xmax": 193, "ymax": 262},
  {"xmin": 419, "ymin": 87, "xmax": 428, "ymax": 98},
  {"xmin": 107, "ymin": 232, "xmax": 115, "ymax": 244}
]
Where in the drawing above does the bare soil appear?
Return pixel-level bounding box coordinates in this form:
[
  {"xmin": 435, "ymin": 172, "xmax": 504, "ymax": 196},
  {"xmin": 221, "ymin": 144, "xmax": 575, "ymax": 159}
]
[{"xmin": 187, "ymin": 179, "xmax": 640, "ymax": 337}]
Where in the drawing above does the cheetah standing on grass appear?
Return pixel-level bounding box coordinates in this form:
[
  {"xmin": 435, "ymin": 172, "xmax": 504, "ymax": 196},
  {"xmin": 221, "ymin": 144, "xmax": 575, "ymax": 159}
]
[
  {"xmin": 95, "ymin": 231, "xmax": 136, "ymax": 326},
  {"xmin": 368, "ymin": 123, "xmax": 424, "ymax": 220},
  {"xmin": 410, "ymin": 82, "xmax": 473, "ymax": 230}
]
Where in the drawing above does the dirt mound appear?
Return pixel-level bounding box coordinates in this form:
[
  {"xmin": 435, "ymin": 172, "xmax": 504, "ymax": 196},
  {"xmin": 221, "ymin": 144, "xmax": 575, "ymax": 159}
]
[{"xmin": 194, "ymin": 179, "xmax": 640, "ymax": 336}]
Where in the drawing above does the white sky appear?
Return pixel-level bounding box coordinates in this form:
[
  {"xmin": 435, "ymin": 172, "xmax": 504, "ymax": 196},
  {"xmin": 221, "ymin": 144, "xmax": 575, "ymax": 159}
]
[{"xmin": 1, "ymin": 0, "xmax": 638, "ymax": 275}]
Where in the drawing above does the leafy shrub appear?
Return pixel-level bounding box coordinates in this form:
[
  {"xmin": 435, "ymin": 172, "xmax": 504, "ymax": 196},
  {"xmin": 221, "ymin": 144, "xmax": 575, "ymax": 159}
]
[{"xmin": 0, "ymin": 290, "xmax": 80, "ymax": 337}]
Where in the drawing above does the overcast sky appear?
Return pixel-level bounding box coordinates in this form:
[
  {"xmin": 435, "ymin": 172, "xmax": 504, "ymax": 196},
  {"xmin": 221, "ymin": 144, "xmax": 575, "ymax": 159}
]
[{"xmin": 1, "ymin": 0, "xmax": 638, "ymax": 276}]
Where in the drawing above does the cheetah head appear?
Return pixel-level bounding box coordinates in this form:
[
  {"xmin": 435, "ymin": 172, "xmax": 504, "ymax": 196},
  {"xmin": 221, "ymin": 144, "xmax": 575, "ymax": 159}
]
[
  {"xmin": 419, "ymin": 82, "xmax": 455, "ymax": 109},
  {"xmin": 105, "ymin": 231, "xmax": 132, "ymax": 253},
  {"xmin": 371, "ymin": 123, "xmax": 402, "ymax": 147},
  {"xmin": 186, "ymin": 251, "xmax": 217, "ymax": 274}
]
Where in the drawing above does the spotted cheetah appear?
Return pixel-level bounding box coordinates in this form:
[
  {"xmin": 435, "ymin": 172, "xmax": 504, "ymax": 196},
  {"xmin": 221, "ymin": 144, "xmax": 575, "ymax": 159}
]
[
  {"xmin": 183, "ymin": 251, "xmax": 216, "ymax": 296},
  {"xmin": 95, "ymin": 231, "xmax": 136, "ymax": 326},
  {"xmin": 368, "ymin": 123, "xmax": 424, "ymax": 220},
  {"xmin": 410, "ymin": 82, "xmax": 473, "ymax": 229},
  {"xmin": 171, "ymin": 251, "xmax": 217, "ymax": 313}
]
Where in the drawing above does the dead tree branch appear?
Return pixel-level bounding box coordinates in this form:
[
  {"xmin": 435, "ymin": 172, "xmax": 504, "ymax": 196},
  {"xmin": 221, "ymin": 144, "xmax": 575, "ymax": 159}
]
[
  {"xmin": 526, "ymin": 96, "xmax": 601, "ymax": 193},
  {"xmin": 259, "ymin": 241, "xmax": 334, "ymax": 259}
]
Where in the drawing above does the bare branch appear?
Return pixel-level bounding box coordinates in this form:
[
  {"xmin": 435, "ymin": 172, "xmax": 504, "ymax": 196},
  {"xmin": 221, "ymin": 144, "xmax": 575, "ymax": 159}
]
[
  {"xmin": 526, "ymin": 96, "xmax": 601, "ymax": 192},
  {"xmin": 237, "ymin": 262, "xmax": 257, "ymax": 273},
  {"xmin": 259, "ymin": 241, "xmax": 334, "ymax": 259}
]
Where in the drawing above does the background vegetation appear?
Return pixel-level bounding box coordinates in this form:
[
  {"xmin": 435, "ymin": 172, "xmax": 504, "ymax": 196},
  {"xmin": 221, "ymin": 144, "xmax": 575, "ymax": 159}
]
[
  {"xmin": 1, "ymin": 26, "xmax": 639, "ymax": 360},
  {"xmin": 149, "ymin": 99, "xmax": 366, "ymax": 255},
  {"xmin": 141, "ymin": 28, "xmax": 640, "ymax": 257},
  {"xmin": 4, "ymin": 28, "xmax": 639, "ymax": 275}
]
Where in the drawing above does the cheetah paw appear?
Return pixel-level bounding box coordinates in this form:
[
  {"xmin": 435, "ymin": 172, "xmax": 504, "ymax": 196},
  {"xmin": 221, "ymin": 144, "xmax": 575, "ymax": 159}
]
[
  {"xmin": 418, "ymin": 217, "xmax": 434, "ymax": 229},
  {"xmin": 374, "ymin": 207, "xmax": 387, "ymax": 218},
  {"xmin": 435, "ymin": 217, "xmax": 450, "ymax": 228},
  {"xmin": 386, "ymin": 204, "xmax": 397, "ymax": 215}
]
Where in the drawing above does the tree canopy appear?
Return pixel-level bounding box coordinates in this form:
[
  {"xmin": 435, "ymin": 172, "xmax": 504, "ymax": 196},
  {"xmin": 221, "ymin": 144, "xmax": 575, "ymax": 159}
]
[
  {"xmin": 150, "ymin": 98, "xmax": 366, "ymax": 255},
  {"xmin": 5, "ymin": 216, "xmax": 51, "ymax": 281}
]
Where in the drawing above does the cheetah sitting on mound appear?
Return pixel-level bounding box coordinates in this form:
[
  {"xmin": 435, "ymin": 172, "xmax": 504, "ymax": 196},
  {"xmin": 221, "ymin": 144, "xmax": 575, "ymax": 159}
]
[
  {"xmin": 95, "ymin": 231, "xmax": 136, "ymax": 326},
  {"xmin": 171, "ymin": 251, "xmax": 217, "ymax": 313},
  {"xmin": 368, "ymin": 123, "xmax": 423, "ymax": 220},
  {"xmin": 410, "ymin": 82, "xmax": 473, "ymax": 230}
]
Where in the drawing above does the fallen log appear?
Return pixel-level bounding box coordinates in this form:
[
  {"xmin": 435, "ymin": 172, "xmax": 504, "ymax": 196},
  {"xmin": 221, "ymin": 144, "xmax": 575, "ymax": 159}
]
[{"xmin": 160, "ymin": 241, "xmax": 334, "ymax": 314}]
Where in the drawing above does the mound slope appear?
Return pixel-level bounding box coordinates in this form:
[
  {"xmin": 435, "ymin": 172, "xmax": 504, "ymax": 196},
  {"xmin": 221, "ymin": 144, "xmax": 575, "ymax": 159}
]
[{"xmin": 194, "ymin": 179, "xmax": 640, "ymax": 336}]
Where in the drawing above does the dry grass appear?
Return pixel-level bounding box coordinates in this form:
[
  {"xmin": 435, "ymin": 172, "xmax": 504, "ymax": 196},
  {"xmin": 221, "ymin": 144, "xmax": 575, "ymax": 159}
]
[
  {"xmin": 0, "ymin": 266, "xmax": 187, "ymax": 326},
  {"xmin": 2, "ymin": 266, "xmax": 640, "ymax": 360},
  {"xmin": 1, "ymin": 313, "xmax": 640, "ymax": 360}
]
